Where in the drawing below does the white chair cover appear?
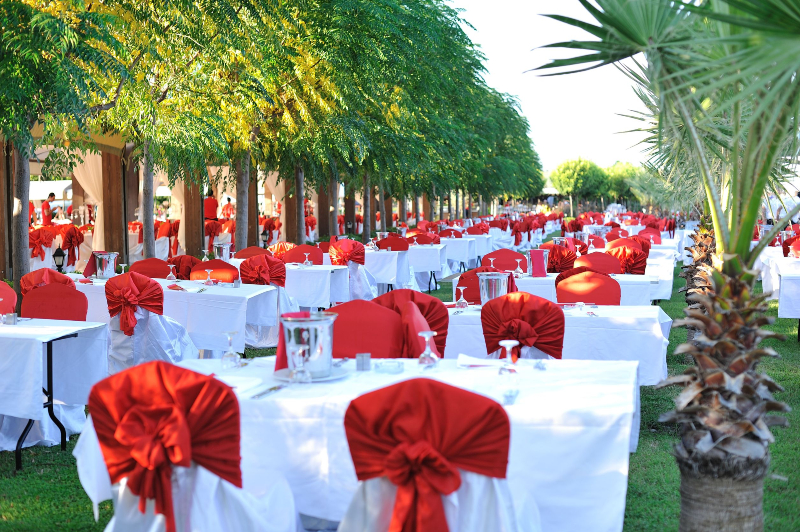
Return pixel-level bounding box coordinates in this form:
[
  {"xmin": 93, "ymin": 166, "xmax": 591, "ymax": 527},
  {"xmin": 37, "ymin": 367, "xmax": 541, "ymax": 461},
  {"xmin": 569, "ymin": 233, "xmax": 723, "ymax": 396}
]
[
  {"xmin": 108, "ymin": 308, "xmax": 198, "ymax": 375},
  {"xmin": 30, "ymin": 246, "xmax": 55, "ymax": 271},
  {"xmin": 347, "ymin": 261, "xmax": 378, "ymax": 301},
  {"xmin": 245, "ymin": 285, "xmax": 299, "ymax": 348},
  {"xmin": 204, "ymin": 233, "xmax": 232, "ymax": 253},
  {"xmin": 129, "ymin": 237, "xmax": 170, "ymax": 265},
  {"xmin": 338, "ymin": 470, "xmax": 541, "ymax": 532},
  {"xmin": 74, "ymin": 417, "xmax": 297, "ymax": 532}
]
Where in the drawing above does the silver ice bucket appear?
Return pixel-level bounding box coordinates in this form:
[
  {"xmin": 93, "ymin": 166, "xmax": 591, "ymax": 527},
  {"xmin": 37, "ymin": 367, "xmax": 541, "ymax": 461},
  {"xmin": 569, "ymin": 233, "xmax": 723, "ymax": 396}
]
[
  {"xmin": 780, "ymin": 230, "xmax": 795, "ymax": 244},
  {"xmin": 94, "ymin": 251, "xmax": 119, "ymax": 279},
  {"xmin": 477, "ymin": 272, "xmax": 509, "ymax": 306},
  {"xmin": 213, "ymin": 242, "xmax": 233, "ymax": 262},
  {"xmin": 280, "ymin": 312, "xmax": 337, "ymax": 379}
]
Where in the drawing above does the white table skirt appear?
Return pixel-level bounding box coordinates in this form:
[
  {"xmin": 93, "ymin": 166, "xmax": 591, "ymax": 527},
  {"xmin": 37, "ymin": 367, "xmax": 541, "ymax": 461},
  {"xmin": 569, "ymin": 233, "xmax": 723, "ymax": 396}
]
[
  {"xmin": 643, "ymin": 258, "xmax": 675, "ymax": 301},
  {"xmin": 179, "ymin": 357, "xmax": 639, "ymax": 532},
  {"xmin": 69, "ymin": 275, "xmax": 277, "ymax": 352},
  {"xmin": 408, "ymin": 244, "xmax": 448, "ymax": 273},
  {"xmin": 0, "ymin": 320, "xmax": 108, "ymax": 421},
  {"xmin": 322, "ymin": 250, "xmax": 412, "ymax": 288},
  {"xmin": 761, "ymin": 254, "xmax": 799, "ymax": 300},
  {"xmin": 283, "ymin": 264, "xmax": 350, "ymax": 308},
  {"xmin": 463, "ymin": 234, "xmax": 493, "ymax": 257},
  {"xmin": 443, "ymin": 305, "xmax": 670, "ymax": 386},
  {"xmin": 778, "ymin": 273, "xmax": 800, "ymax": 318},
  {"xmin": 441, "ymin": 237, "xmax": 477, "ymax": 265}
]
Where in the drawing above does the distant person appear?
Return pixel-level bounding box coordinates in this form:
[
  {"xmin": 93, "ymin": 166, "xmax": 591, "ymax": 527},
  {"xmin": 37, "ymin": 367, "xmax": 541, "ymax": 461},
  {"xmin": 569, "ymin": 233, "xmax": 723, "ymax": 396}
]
[
  {"xmin": 204, "ymin": 189, "xmax": 219, "ymax": 221},
  {"xmin": 221, "ymin": 197, "xmax": 235, "ymax": 219},
  {"xmin": 29, "ymin": 201, "xmax": 35, "ymax": 225},
  {"xmin": 41, "ymin": 193, "xmax": 55, "ymax": 225}
]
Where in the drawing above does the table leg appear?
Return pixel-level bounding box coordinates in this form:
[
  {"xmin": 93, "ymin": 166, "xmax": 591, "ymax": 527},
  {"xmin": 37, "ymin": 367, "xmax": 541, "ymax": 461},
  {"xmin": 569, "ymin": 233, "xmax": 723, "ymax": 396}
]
[
  {"xmin": 45, "ymin": 340, "xmax": 67, "ymax": 451},
  {"xmin": 15, "ymin": 420, "xmax": 35, "ymax": 471}
]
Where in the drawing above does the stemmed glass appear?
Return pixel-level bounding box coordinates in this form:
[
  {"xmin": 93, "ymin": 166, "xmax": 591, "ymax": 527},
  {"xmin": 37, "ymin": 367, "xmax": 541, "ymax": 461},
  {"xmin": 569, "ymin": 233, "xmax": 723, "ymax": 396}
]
[
  {"xmin": 513, "ymin": 259, "xmax": 524, "ymax": 276},
  {"xmin": 118, "ymin": 263, "xmax": 127, "ymax": 275},
  {"xmin": 498, "ymin": 339, "xmax": 520, "ymax": 405},
  {"xmin": 204, "ymin": 269, "xmax": 214, "ymax": 286},
  {"xmin": 303, "ymin": 253, "xmax": 312, "ymax": 267},
  {"xmin": 166, "ymin": 264, "xmax": 177, "ymax": 281},
  {"xmin": 289, "ymin": 344, "xmax": 312, "ymax": 383},
  {"xmin": 412, "ymin": 237, "xmax": 418, "ymax": 246},
  {"xmin": 202, "ymin": 250, "xmax": 209, "ymax": 262},
  {"xmin": 221, "ymin": 331, "xmax": 241, "ymax": 370},
  {"xmin": 488, "ymin": 257, "xmax": 496, "ymax": 268},
  {"xmin": 418, "ymin": 330, "xmax": 439, "ymax": 369},
  {"xmin": 455, "ymin": 286, "xmax": 468, "ymax": 309},
  {"xmin": 588, "ymin": 239, "xmax": 596, "ymax": 251}
]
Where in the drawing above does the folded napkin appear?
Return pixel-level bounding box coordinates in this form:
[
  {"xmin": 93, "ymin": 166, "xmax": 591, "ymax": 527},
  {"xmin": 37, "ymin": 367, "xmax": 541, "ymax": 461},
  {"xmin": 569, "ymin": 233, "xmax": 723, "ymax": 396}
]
[
  {"xmin": 456, "ymin": 353, "xmax": 504, "ymax": 368},
  {"xmin": 78, "ymin": 279, "xmax": 93, "ymax": 284},
  {"xmin": 445, "ymin": 303, "xmax": 457, "ymax": 308},
  {"xmin": 167, "ymin": 284, "xmax": 186, "ymax": 291}
]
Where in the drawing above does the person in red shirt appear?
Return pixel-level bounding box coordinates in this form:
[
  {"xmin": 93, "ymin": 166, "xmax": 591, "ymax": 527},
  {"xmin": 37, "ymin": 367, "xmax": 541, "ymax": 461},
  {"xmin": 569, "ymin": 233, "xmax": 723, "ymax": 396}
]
[
  {"xmin": 221, "ymin": 198, "xmax": 235, "ymax": 219},
  {"xmin": 204, "ymin": 190, "xmax": 219, "ymax": 221},
  {"xmin": 41, "ymin": 193, "xmax": 55, "ymax": 225},
  {"xmin": 29, "ymin": 201, "xmax": 35, "ymax": 225}
]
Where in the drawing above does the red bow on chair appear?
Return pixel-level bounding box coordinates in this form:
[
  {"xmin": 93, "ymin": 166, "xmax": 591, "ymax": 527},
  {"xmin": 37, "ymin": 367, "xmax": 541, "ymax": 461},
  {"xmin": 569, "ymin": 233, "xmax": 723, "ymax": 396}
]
[
  {"xmin": 240, "ymin": 254, "xmax": 272, "ymax": 285},
  {"xmin": 89, "ymin": 361, "xmax": 242, "ymax": 532},
  {"xmin": 267, "ymin": 241, "xmax": 296, "ymax": 260},
  {"xmin": 168, "ymin": 221, "xmax": 180, "ymax": 257},
  {"xmin": 344, "ymin": 379, "xmax": 510, "ymax": 532},
  {"xmin": 481, "ymin": 292, "xmax": 565, "ymax": 360},
  {"xmin": 105, "ymin": 272, "xmax": 164, "ymax": 335},
  {"xmin": 62, "ymin": 225, "xmax": 85, "ymax": 266},
  {"xmin": 129, "ymin": 222, "xmax": 144, "ymax": 244},
  {"xmin": 204, "ymin": 221, "xmax": 222, "ymax": 252},
  {"xmin": 329, "ymin": 239, "xmax": 365, "ymax": 266},
  {"xmin": 28, "ymin": 228, "xmax": 54, "ymax": 260},
  {"xmin": 337, "ymin": 215, "xmax": 345, "ymax": 235}
]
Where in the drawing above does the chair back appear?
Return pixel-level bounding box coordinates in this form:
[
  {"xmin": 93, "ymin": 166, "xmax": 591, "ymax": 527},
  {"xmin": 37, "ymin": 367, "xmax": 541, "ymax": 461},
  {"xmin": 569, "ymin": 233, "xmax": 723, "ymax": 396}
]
[
  {"xmin": 790, "ymin": 239, "xmax": 800, "ymax": 258},
  {"xmin": 330, "ymin": 300, "xmax": 404, "ymax": 358},
  {"xmin": 376, "ymin": 237, "xmax": 409, "ymax": 251},
  {"xmin": 638, "ymin": 228, "xmax": 662, "ymax": 244},
  {"xmin": 565, "ymin": 237, "xmax": 588, "ymax": 255},
  {"xmin": 481, "ymin": 292, "xmax": 565, "ymax": 360},
  {"xmin": 555, "ymin": 268, "xmax": 621, "ymax": 305},
  {"xmin": 240, "ymin": 254, "xmax": 288, "ymax": 287},
  {"xmin": 407, "ymin": 232, "xmax": 439, "ymax": 245},
  {"xmin": 627, "ymin": 235, "xmax": 652, "ymax": 257},
  {"xmin": 267, "ymin": 241, "xmax": 297, "ymax": 260},
  {"xmin": 782, "ymin": 234, "xmax": 800, "ymax": 257},
  {"xmin": 456, "ymin": 267, "xmax": 517, "ymax": 306},
  {"xmin": 167, "ymin": 255, "xmax": 201, "ymax": 280},
  {"xmin": 605, "ymin": 247, "xmax": 647, "ymax": 275},
  {"xmin": 373, "ymin": 289, "xmax": 449, "ymax": 352},
  {"xmin": 318, "ymin": 241, "xmax": 331, "ymax": 253},
  {"xmin": 481, "ymin": 249, "xmax": 526, "ymax": 271},
  {"xmin": 0, "ymin": 282, "xmax": 16, "ymax": 314},
  {"xmin": 282, "ymin": 244, "xmax": 323, "ymax": 265},
  {"xmin": 330, "ymin": 240, "xmax": 365, "ymax": 266},
  {"xmin": 587, "ymin": 234, "xmax": 606, "ymax": 248},
  {"xmin": 439, "ymin": 228, "xmax": 462, "ymax": 238},
  {"xmin": 606, "ymin": 237, "xmax": 642, "ymax": 252},
  {"xmin": 156, "ymin": 221, "xmax": 172, "ymax": 239},
  {"xmin": 20, "ymin": 269, "xmax": 75, "ymax": 296},
  {"xmin": 539, "ymin": 243, "xmax": 577, "ymax": 273},
  {"xmin": 189, "ymin": 259, "xmax": 240, "ymax": 282},
  {"xmin": 574, "ymin": 253, "xmax": 623, "ymax": 274},
  {"xmin": 129, "ymin": 257, "xmax": 171, "ymax": 279},
  {"xmin": 22, "ymin": 283, "xmax": 88, "ymax": 320},
  {"xmin": 234, "ymin": 246, "xmax": 272, "ymax": 259}
]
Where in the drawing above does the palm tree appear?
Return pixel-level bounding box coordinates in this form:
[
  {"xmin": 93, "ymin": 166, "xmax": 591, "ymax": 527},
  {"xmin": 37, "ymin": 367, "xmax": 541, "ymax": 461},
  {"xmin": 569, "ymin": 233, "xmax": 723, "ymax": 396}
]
[{"xmin": 538, "ymin": 1, "xmax": 799, "ymax": 529}]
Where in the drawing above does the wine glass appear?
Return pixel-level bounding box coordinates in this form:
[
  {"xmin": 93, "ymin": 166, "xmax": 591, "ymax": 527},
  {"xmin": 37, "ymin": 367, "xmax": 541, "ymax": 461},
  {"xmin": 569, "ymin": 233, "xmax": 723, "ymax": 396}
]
[
  {"xmin": 498, "ymin": 339, "xmax": 520, "ymax": 405},
  {"xmin": 202, "ymin": 250, "xmax": 209, "ymax": 262},
  {"xmin": 514, "ymin": 259, "xmax": 524, "ymax": 276},
  {"xmin": 118, "ymin": 263, "xmax": 127, "ymax": 275},
  {"xmin": 588, "ymin": 239, "xmax": 596, "ymax": 251},
  {"xmin": 418, "ymin": 330, "xmax": 439, "ymax": 369},
  {"xmin": 166, "ymin": 264, "xmax": 177, "ymax": 281},
  {"xmin": 412, "ymin": 237, "xmax": 418, "ymax": 246},
  {"xmin": 204, "ymin": 269, "xmax": 214, "ymax": 286},
  {"xmin": 303, "ymin": 253, "xmax": 312, "ymax": 266},
  {"xmin": 455, "ymin": 286, "xmax": 468, "ymax": 309},
  {"xmin": 488, "ymin": 257, "xmax": 496, "ymax": 268},
  {"xmin": 221, "ymin": 331, "xmax": 241, "ymax": 370},
  {"xmin": 289, "ymin": 344, "xmax": 312, "ymax": 383}
]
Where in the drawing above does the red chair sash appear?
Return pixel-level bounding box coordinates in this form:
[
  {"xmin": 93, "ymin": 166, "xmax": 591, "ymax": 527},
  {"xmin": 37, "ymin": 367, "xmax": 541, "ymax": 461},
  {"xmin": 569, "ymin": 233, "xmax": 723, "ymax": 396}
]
[
  {"xmin": 129, "ymin": 221, "xmax": 144, "ymax": 244},
  {"xmin": 22, "ymin": 283, "xmax": 88, "ymax": 320},
  {"xmin": 456, "ymin": 267, "xmax": 518, "ymax": 306},
  {"xmin": 329, "ymin": 239, "xmax": 365, "ymax": 266},
  {"xmin": 481, "ymin": 249, "xmax": 527, "ymax": 271},
  {"xmin": 62, "ymin": 225, "xmax": 85, "ymax": 266},
  {"xmin": 555, "ymin": 267, "xmax": 621, "ymax": 305},
  {"xmin": 28, "ymin": 228, "xmax": 54, "ymax": 260},
  {"xmin": 189, "ymin": 259, "xmax": 240, "ymax": 283},
  {"xmin": 606, "ymin": 247, "xmax": 647, "ymax": 275},
  {"xmin": 105, "ymin": 272, "xmax": 164, "ymax": 335},
  {"xmin": 20, "ymin": 269, "xmax": 75, "ymax": 296},
  {"xmin": 129, "ymin": 258, "xmax": 171, "ymax": 279},
  {"xmin": 268, "ymin": 241, "xmax": 296, "ymax": 260},
  {"xmin": 240, "ymin": 254, "xmax": 272, "ymax": 285},
  {"xmin": 167, "ymin": 255, "xmax": 200, "ymax": 280},
  {"xmin": 539, "ymin": 244, "xmax": 576, "ymax": 273},
  {"xmin": 344, "ymin": 379, "xmax": 510, "ymax": 532},
  {"xmin": 168, "ymin": 221, "xmax": 180, "ymax": 257},
  {"xmin": 574, "ymin": 253, "xmax": 623, "ymax": 274},
  {"xmin": 337, "ymin": 215, "xmax": 345, "ymax": 235},
  {"xmin": 89, "ymin": 361, "xmax": 241, "ymax": 532},
  {"xmin": 329, "ymin": 300, "xmax": 404, "ymax": 359},
  {"xmin": 262, "ymin": 218, "xmax": 276, "ymax": 243},
  {"xmin": 372, "ymin": 289, "xmax": 450, "ymax": 355},
  {"xmin": 481, "ymin": 292, "xmax": 565, "ymax": 360},
  {"xmin": 627, "ymin": 235, "xmax": 652, "ymax": 257},
  {"xmin": 204, "ymin": 221, "xmax": 222, "ymax": 252}
]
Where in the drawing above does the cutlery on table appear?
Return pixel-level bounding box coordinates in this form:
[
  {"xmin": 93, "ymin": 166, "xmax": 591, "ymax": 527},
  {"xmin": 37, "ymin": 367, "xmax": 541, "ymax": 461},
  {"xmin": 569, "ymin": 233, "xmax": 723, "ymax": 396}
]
[{"xmin": 251, "ymin": 384, "xmax": 287, "ymax": 399}]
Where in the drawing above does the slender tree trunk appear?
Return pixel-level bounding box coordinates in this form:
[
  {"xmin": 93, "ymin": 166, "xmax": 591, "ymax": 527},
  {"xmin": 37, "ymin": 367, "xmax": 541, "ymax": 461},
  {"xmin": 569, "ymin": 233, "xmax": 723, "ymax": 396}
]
[
  {"xmin": 142, "ymin": 139, "xmax": 155, "ymax": 258},
  {"xmin": 447, "ymin": 192, "xmax": 452, "ymax": 220},
  {"xmin": 466, "ymin": 190, "xmax": 471, "ymax": 218},
  {"xmin": 12, "ymin": 141, "xmax": 31, "ymax": 313},
  {"xmin": 377, "ymin": 177, "xmax": 386, "ymax": 234},
  {"xmin": 438, "ymin": 191, "xmax": 444, "ymax": 221},
  {"xmin": 427, "ymin": 193, "xmax": 434, "ymax": 221},
  {"xmin": 431, "ymin": 186, "xmax": 437, "ymax": 222},
  {"xmin": 457, "ymin": 189, "xmax": 462, "ymax": 220},
  {"xmin": 399, "ymin": 191, "xmax": 407, "ymax": 224},
  {"xmin": 294, "ymin": 164, "xmax": 305, "ymax": 245},
  {"xmin": 330, "ymin": 164, "xmax": 339, "ymax": 237},
  {"xmin": 362, "ymin": 171, "xmax": 371, "ymax": 243},
  {"xmin": 235, "ymin": 152, "xmax": 250, "ymax": 251},
  {"xmin": 414, "ymin": 194, "xmax": 421, "ymax": 225}
]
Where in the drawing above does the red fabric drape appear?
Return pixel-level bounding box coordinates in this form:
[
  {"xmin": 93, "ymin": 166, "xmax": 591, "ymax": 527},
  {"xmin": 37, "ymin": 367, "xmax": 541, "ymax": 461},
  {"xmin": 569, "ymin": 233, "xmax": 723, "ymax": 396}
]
[
  {"xmin": 240, "ymin": 254, "xmax": 273, "ymax": 285},
  {"xmin": 22, "ymin": 283, "xmax": 88, "ymax": 320},
  {"xmin": 539, "ymin": 244, "xmax": 576, "ymax": 273},
  {"xmin": 344, "ymin": 379, "xmax": 510, "ymax": 532},
  {"xmin": 565, "ymin": 237, "xmax": 588, "ymax": 255},
  {"xmin": 168, "ymin": 221, "xmax": 180, "ymax": 257},
  {"xmin": 282, "ymin": 244, "xmax": 323, "ymax": 265},
  {"xmin": 481, "ymin": 249, "xmax": 527, "ymax": 271},
  {"xmin": 373, "ymin": 289, "xmax": 449, "ymax": 354},
  {"xmin": 234, "ymin": 246, "xmax": 272, "ymax": 259},
  {"xmin": 329, "ymin": 300, "xmax": 405, "ymax": 359},
  {"xmin": 0, "ymin": 283, "xmax": 17, "ymax": 314},
  {"xmin": 62, "ymin": 225, "xmax": 85, "ymax": 266},
  {"xmin": 782, "ymin": 235, "xmax": 800, "ymax": 257},
  {"xmin": 606, "ymin": 247, "xmax": 647, "ymax": 275},
  {"xmin": 627, "ymin": 235, "xmax": 652, "ymax": 257},
  {"xmin": 129, "ymin": 221, "xmax": 144, "ymax": 244},
  {"xmin": 268, "ymin": 242, "xmax": 297, "ymax": 260},
  {"xmin": 262, "ymin": 218, "xmax": 277, "ymax": 243},
  {"xmin": 606, "ymin": 237, "xmax": 642, "ymax": 252},
  {"xmin": 130, "ymin": 258, "xmax": 171, "ymax": 279},
  {"xmin": 329, "ymin": 239, "xmax": 365, "ymax": 265},
  {"xmin": 481, "ymin": 292, "xmax": 565, "ymax": 360},
  {"xmin": 439, "ymin": 229, "xmax": 461, "ymax": 238},
  {"xmin": 105, "ymin": 272, "xmax": 165, "ymax": 335},
  {"xmin": 189, "ymin": 259, "xmax": 240, "ymax": 282},
  {"xmin": 337, "ymin": 215, "xmax": 345, "ymax": 235},
  {"xmin": 204, "ymin": 221, "xmax": 222, "ymax": 252},
  {"xmin": 20, "ymin": 269, "xmax": 75, "ymax": 296},
  {"xmin": 89, "ymin": 361, "xmax": 242, "ymax": 532},
  {"xmin": 555, "ymin": 267, "xmax": 621, "ymax": 305},
  {"xmin": 455, "ymin": 267, "xmax": 518, "ymax": 306},
  {"xmin": 167, "ymin": 255, "xmax": 200, "ymax": 280},
  {"xmin": 274, "ymin": 311, "xmax": 311, "ymax": 371},
  {"xmin": 28, "ymin": 228, "xmax": 54, "ymax": 260},
  {"xmin": 575, "ymin": 253, "xmax": 623, "ymax": 274},
  {"xmin": 638, "ymin": 229, "xmax": 662, "ymax": 245},
  {"xmin": 377, "ymin": 237, "xmax": 409, "ymax": 251}
]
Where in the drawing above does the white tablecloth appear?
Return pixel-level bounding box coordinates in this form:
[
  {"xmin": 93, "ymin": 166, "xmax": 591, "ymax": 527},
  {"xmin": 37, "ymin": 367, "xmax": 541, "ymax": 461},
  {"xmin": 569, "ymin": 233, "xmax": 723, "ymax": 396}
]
[
  {"xmin": 444, "ymin": 305, "xmax": 670, "ymax": 385},
  {"xmin": 462, "ymin": 234, "xmax": 493, "ymax": 257},
  {"xmin": 179, "ymin": 357, "xmax": 640, "ymax": 532},
  {"xmin": 644, "ymin": 258, "xmax": 675, "ymax": 301},
  {"xmin": 408, "ymin": 244, "xmax": 448, "ymax": 272},
  {"xmin": 283, "ymin": 264, "xmax": 349, "ymax": 308},
  {"xmin": 778, "ymin": 273, "xmax": 800, "ymax": 319},
  {"xmin": 68, "ymin": 275, "xmax": 277, "ymax": 352},
  {"xmin": 441, "ymin": 237, "xmax": 477, "ymax": 266},
  {"xmin": 362, "ymin": 250, "xmax": 411, "ymax": 286},
  {"xmin": 0, "ymin": 320, "xmax": 108, "ymax": 421},
  {"xmin": 760, "ymin": 252, "xmax": 798, "ymax": 299}
]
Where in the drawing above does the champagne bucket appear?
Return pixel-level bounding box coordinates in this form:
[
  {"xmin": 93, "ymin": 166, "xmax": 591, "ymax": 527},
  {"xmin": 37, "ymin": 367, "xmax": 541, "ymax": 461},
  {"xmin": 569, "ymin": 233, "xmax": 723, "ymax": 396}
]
[
  {"xmin": 477, "ymin": 272, "xmax": 509, "ymax": 305},
  {"xmin": 94, "ymin": 251, "xmax": 119, "ymax": 279},
  {"xmin": 758, "ymin": 224, "xmax": 773, "ymax": 240},
  {"xmin": 780, "ymin": 230, "xmax": 795, "ymax": 244},
  {"xmin": 213, "ymin": 242, "xmax": 233, "ymax": 262},
  {"xmin": 280, "ymin": 312, "xmax": 337, "ymax": 378}
]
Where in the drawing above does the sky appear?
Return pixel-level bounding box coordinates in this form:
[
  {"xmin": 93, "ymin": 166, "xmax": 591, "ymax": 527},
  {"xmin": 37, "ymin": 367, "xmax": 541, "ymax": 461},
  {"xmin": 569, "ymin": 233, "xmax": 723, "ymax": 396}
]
[{"xmin": 452, "ymin": 0, "xmax": 648, "ymax": 173}]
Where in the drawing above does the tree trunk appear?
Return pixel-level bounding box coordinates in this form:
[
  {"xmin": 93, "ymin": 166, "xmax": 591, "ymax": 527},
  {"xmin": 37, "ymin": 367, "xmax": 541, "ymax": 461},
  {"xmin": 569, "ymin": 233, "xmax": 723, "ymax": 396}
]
[
  {"xmin": 329, "ymin": 165, "xmax": 339, "ymax": 237},
  {"xmin": 679, "ymin": 470, "xmax": 765, "ymax": 532},
  {"xmin": 12, "ymin": 141, "xmax": 31, "ymax": 313},
  {"xmin": 438, "ymin": 192, "xmax": 444, "ymax": 221},
  {"xmin": 362, "ymin": 171, "xmax": 371, "ymax": 243},
  {"xmin": 427, "ymin": 193, "xmax": 434, "ymax": 221},
  {"xmin": 399, "ymin": 192, "xmax": 407, "ymax": 225},
  {"xmin": 377, "ymin": 177, "xmax": 386, "ymax": 234},
  {"xmin": 457, "ymin": 189, "xmax": 462, "ymax": 220},
  {"xmin": 465, "ymin": 190, "xmax": 471, "ymax": 218},
  {"xmin": 431, "ymin": 186, "xmax": 437, "ymax": 222},
  {"xmin": 142, "ymin": 139, "xmax": 155, "ymax": 258},
  {"xmin": 294, "ymin": 164, "xmax": 305, "ymax": 244},
  {"xmin": 414, "ymin": 194, "xmax": 420, "ymax": 225},
  {"xmin": 235, "ymin": 152, "xmax": 250, "ymax": 251}
]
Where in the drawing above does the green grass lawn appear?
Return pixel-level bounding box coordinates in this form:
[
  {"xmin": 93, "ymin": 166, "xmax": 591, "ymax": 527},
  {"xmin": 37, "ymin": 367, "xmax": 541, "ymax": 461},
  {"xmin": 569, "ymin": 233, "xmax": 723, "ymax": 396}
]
[{"xmin": 1, "ymin": 250, "xmax": 798, "ymax": 530}]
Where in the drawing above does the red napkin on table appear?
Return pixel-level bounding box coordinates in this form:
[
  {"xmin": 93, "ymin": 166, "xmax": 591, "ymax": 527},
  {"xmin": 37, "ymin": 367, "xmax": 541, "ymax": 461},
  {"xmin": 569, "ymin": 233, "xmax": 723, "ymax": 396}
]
[{"xmin": 167, "ymin": 284, "xmax": 186, "ymax": 291}]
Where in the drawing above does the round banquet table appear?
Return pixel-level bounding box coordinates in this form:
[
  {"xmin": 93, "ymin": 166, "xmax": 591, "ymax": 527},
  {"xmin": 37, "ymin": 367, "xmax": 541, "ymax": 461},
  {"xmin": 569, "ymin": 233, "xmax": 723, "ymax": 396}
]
[{"xmin": 179, "ymin": 356, "xmax": 640, "ymax": 532}]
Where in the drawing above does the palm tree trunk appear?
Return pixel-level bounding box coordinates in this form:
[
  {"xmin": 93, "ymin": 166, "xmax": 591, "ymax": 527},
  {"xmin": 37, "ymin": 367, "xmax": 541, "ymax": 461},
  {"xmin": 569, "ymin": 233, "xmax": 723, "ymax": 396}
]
[
  {"xmin": 235, "ymin": 152, "xmax": 250, "ymax": 251},
  {"xmin": 362, "ymin": 170, "xmax": 371, "ymax": 243},
  {"xmin": 12, "ymin": 141, "xmax": 31, "ymax": 313},
  {"xmin": 294, "ymin": 164, "xmax": 305, "ymax": 245},
  {"xmin": 142, "ymin": 139, "xmax": 155, "ymax": 258}
]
